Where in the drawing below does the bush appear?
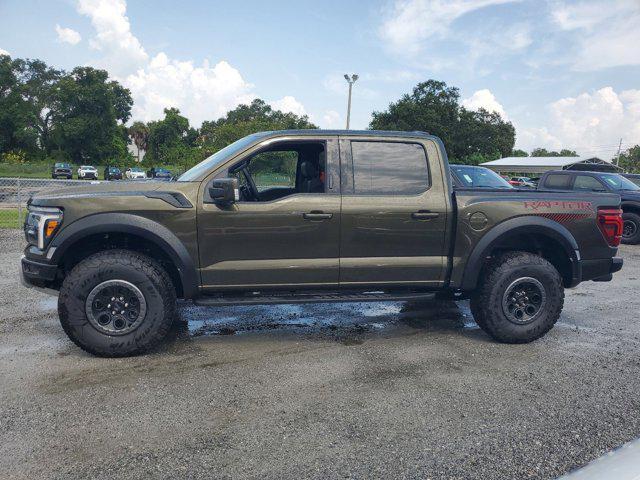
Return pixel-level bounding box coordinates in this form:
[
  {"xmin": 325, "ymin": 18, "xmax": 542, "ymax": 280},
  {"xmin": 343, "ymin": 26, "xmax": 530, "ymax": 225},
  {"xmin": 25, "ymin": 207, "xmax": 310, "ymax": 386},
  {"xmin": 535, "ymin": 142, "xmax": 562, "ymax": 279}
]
[{"xmin": 1, "ymin": 150, "xmax": 28, "ymax": 164}]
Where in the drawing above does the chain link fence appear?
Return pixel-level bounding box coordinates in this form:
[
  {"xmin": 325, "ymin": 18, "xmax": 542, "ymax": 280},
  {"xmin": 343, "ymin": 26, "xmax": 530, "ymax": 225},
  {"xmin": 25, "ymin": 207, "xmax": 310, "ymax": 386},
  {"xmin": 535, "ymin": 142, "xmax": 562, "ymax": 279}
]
[{"xmin": 0, "ymin": 177, "xmax": 105, "ymax": 229}]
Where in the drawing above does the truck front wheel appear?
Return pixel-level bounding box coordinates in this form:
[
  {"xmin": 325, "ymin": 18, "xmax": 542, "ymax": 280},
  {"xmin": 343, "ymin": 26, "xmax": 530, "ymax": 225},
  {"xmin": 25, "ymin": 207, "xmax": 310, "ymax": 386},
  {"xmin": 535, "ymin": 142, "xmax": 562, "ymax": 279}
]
[
  {"xmin": 58, "ymin": 249, "xmax": 177, "ymax": 357},
  {"xmin": 471, "ymin": 251, "xmax": 564, "ymax": 343}
]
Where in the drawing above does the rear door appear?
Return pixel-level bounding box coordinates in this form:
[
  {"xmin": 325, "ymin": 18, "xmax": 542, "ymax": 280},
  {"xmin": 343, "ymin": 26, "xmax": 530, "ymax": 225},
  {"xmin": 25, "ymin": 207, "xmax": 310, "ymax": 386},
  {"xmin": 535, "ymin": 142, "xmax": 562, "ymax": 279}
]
[{"xmin": 338, "ymin": 136, "xmax": 449, "ymax": 287}]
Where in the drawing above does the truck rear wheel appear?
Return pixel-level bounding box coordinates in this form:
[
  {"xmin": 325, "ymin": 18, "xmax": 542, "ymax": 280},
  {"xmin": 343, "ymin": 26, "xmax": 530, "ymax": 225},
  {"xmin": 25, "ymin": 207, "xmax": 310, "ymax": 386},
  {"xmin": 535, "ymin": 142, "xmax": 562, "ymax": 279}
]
[
  {"xmin": 58, "ymin": 249, "xmax": 176, "ymax": 357},
  {"xmin": 622, "ymin": 212, "xmax": 640, "ymax": 244},
  {"xmin": 471, "ymin": 251, "xmax": 564, "ymax": 343}
]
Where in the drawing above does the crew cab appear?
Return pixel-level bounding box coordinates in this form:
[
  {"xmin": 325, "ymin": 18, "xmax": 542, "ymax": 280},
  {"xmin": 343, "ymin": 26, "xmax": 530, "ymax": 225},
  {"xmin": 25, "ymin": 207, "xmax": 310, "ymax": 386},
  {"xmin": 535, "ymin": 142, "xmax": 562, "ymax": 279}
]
[
  {"xmin": 21, "ymin": 130, "xmax": 623, "ymax": 357},
  {"xmin": 538, "ymin": 170, "xmax": 640, "ymax": 244}
]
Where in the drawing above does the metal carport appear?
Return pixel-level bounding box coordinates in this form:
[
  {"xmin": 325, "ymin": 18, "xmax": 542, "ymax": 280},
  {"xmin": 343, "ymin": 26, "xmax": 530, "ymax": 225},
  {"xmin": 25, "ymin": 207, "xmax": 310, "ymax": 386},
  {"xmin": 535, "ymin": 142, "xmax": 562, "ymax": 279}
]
[{"xmin": 480, "ymin": 156, "xmax": 622, "ymax": 175}]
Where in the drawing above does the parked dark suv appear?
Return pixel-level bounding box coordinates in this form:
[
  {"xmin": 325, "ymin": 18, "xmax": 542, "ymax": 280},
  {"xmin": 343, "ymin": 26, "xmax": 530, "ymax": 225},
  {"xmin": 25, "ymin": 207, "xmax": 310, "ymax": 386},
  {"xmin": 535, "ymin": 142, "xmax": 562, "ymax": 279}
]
[
  {"xmin": 104, "ymin": 166, "xmax": 123, "ymax": 181},
  {"xmin": 538, "ymin": 170, "xmax": 640, "ymax": 244},
  {"xmin": 51, "ymin": 163, "xmax": 72, "ymax": 180}
]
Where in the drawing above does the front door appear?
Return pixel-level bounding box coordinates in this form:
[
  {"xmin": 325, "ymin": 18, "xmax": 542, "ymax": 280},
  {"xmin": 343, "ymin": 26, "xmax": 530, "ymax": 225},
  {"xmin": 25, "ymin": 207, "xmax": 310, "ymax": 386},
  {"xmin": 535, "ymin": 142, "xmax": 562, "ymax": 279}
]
[
  {"xmin": 197, "ymin": 137, "xmax": 341, "ymax": 291},
  {"xmin": 338, "ymin": 137, "xmax": 449, "ymax": 288}
]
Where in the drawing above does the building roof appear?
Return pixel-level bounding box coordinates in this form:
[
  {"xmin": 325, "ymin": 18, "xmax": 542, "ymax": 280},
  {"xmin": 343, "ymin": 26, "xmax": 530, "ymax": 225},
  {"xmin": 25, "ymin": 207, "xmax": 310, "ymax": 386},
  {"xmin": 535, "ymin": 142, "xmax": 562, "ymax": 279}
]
[{"xmin": 480, "ymin": 156, "xmax": 621, "ymax": 174}]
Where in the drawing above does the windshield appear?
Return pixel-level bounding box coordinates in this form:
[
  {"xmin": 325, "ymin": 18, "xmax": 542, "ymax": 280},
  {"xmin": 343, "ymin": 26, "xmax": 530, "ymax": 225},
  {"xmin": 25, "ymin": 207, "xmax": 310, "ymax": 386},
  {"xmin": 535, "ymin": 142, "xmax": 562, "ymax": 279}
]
[
  {"xmin": 130, "ymin": 167, "xmax": 144, "ymax": 172},
  {"xmin": 600, "ymin": 173, "xmax": 640, "ymax": 191},
  {"xmin": 55, "ymin": 163, "xmax": 70, "ymax": 168},
  {"xmin": 177, "ymin": 132, "xmax": 269, "ymax": 181},
  {"xmin": 451, "ymin": 165, "xmax": 514, "ymax": 189}
]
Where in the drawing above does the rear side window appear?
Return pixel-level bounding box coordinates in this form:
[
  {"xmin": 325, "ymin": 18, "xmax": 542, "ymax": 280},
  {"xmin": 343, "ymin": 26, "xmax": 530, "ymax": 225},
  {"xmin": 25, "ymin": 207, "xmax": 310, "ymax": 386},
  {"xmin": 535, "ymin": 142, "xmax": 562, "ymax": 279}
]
[
  {"xmin": 573, "ymin": 175, "xmax": 606, "ymax": 191},
  {"xmin": 544, "ymin": 174, "xmax": 572, "ymax": 189},
  {"xmin": 351, "ymin": 141, "xmax": 429, "ymax": 195}
]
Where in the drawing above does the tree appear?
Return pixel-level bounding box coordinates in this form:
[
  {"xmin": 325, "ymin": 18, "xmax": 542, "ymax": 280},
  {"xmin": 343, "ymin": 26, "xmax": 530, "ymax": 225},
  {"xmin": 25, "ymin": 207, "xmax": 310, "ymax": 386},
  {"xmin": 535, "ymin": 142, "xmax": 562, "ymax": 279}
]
[
  {"xmin": 50, "ymin": 67, "xmax": 132, "ymax": 163},
  {"xmin": 369, "ymin": 79, "xmax": 515, "ymax": 162},
  {"xmin": 618, "ymin": 145, "xmax": 640, "ymax": 173},
  {"xmin": 530, "ymin": 148, "xmax": 578, "ymax": 157},
  {"xmin": 128, "ymin": 121, "xmax": 149, "ymax": 162},
  {"xmin": 144, "ymin": 108, "xmax": 198, "ymax": 165},
  {"xmin": 199, "ymin": 99, "xmax": 317, "ymax": 156},
  {"xmin": 0, "ymin": 55, "xmax": 49, "ymax": 155},
  {"xmin": 20, "ymin": 59, "xmax": 63, "ymax": 155},
  {"xmin": 511, "ymin": 149, "xmax": 528, "ymax": 157}
]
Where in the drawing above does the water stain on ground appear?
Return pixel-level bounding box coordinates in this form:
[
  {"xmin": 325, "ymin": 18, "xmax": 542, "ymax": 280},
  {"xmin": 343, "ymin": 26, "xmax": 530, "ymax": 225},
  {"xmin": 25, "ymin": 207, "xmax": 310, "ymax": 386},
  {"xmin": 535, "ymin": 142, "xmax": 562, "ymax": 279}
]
[{"xmin": 178, "ymin": 298, "xmax": 478, "ymax": 344}]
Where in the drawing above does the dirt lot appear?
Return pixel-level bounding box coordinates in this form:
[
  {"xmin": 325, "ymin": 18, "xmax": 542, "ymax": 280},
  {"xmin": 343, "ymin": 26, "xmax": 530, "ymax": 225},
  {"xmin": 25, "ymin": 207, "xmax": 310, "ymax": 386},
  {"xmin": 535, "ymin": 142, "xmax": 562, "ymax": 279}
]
[{"xmin": 1, "ymin": 229, "xmax": 639, "ymax": 479}]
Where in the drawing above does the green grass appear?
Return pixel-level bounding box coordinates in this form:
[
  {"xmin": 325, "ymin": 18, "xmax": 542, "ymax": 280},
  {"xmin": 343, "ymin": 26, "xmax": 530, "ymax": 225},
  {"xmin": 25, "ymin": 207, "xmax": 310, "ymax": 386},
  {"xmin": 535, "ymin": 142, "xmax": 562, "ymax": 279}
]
[
  {"xmin": 0, "ymin": 163, "xmax": 52, "ymax": 179},
  {"xmin": 0, "ymin": 208, "xmax": 25, "ymax": 229}
]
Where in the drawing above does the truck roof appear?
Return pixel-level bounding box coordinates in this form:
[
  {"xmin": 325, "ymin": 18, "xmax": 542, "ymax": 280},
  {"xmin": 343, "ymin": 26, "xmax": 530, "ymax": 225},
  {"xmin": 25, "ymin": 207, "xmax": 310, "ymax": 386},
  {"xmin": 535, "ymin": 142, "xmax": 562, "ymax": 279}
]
[{"xmin": 257, "ymin": 129, "xmax": 435, "ymax": 140}]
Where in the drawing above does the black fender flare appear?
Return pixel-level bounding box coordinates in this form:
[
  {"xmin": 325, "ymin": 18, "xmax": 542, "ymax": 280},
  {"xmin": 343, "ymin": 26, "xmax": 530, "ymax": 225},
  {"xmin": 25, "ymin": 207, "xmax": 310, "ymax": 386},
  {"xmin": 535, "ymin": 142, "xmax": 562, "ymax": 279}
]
[
  {"xmin": 49, "ymin": 213, "xmax": 199, "ymax": 298},
  {"xmin": 621, "ymin": 201, "xmax": 640, "ymax": 213},
  {"xmin": 460, "ymin": 215, "xmax": 580, "ymax": 291}
]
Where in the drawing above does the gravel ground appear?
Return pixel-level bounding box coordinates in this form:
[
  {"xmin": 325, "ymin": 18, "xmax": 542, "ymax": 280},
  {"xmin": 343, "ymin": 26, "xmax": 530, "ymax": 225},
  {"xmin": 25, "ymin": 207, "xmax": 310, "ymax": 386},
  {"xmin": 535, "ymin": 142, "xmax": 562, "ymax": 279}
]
[{"xmin": 1, "ymin": 228, "xmax": 639, "ymax": 479}]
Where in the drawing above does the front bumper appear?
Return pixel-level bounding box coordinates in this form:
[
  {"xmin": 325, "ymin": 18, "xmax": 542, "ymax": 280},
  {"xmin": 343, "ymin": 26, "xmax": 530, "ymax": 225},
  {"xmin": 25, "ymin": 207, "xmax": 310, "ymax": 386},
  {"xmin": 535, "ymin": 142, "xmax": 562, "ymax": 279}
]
[{"xmin": 20, "ymin": 255, "xmax": 59, "ymax": 295}]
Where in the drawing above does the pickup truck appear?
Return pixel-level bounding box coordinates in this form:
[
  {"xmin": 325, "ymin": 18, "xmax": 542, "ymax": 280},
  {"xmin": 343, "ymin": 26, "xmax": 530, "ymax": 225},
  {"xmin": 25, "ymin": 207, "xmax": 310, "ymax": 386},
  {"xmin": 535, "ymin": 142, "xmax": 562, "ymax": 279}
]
[
  {"xmin": 538, "ymin": 170, "xmax": 640, "ymax": 244},
  {"xmin": 21, "ymin": 130, "xmax": 624, "ymax": 357}
]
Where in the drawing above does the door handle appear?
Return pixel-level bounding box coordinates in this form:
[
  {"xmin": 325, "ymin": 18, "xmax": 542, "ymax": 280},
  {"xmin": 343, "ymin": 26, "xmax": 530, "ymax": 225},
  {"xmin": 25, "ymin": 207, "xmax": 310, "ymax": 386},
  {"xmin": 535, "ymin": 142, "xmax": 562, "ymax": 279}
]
[
  {"xmin": 303, "ymin": 211, "xmax": 333, "ymax": 221},
  {"xmin": 411, "ymin": 210, "xmax": 439, "ymax": 220}
]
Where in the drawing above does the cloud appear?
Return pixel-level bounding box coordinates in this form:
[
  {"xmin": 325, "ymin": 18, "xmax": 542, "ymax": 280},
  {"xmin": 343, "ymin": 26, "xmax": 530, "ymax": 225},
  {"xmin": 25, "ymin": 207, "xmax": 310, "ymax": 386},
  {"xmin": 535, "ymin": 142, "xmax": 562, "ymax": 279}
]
[
  {"xmin": 55, "ymin": 24, "xmax": 82, "ymax": 45},
  {"xmin": 320, "ymin": 110, "xmax": 342, "ymax": 129},
  {"xmin": 379, "ymin": 0, "xmax": 517, "ymax": 56},
  {"xmin": 125, "ymin": 53, "xmax": 255, "ymax": 126},
  {"xmin": 269, "ymin": 96, "xmax": 307, "ymax": 116},
  {"xmin": 517, "ymin": 87, "xmax": 640, "ymax": 156},
  {"xmin": 462, "ymin": 89, "xmax": 507, "ymax": 118},
  {"xmin": 77, "ymin": 0, "xmax": 147, "ymax": 76},
  {"xmin": 0, "ymin": 48, "xmax": 10, "ymax": 56},
  {"xmin": 550, "ymin": 0, "xmax": 640, "ymax": 70},
  {"xmin": 74, "ymin": 0, "xmax": 303, "ymax": 127}
]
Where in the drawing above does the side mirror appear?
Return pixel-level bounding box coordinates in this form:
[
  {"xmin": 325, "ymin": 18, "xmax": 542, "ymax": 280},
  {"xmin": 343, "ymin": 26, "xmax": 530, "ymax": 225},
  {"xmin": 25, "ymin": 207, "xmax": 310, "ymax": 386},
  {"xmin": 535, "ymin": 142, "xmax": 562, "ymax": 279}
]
[{"xmin": 209, "ymin": 178, "xmax": 239, "ymax": 205}]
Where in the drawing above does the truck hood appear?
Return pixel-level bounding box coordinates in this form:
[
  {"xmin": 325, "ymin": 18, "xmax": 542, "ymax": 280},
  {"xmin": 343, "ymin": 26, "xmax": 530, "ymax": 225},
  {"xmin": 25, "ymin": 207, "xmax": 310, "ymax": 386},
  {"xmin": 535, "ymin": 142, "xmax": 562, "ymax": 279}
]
[{"xmin": 30, "ymin": 181, "xmax": 163, "ymax": 203}]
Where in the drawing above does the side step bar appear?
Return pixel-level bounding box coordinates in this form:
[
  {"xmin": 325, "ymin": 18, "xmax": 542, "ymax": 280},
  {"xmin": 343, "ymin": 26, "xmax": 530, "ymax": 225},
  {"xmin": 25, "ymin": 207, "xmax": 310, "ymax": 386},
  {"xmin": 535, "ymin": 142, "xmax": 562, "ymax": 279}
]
[{"xmin": 194, "ymin": 291, "xmax": 436, "ymax": 307}]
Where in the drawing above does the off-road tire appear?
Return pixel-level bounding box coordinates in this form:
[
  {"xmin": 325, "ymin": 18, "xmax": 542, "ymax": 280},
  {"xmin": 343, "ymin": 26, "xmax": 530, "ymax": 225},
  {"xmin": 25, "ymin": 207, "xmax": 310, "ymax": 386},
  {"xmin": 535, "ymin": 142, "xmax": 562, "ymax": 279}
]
[
  {"xmin": 58, "ymin": 249, "xmax": 176, "ymax": 357},
  {"xmin": 622, "ymin": 211, "xmax": 640, "ymax": 245},
  {"xmin": 471, "ymin": 251, "xmax": 564, "ymax": 343},
  {"xmin": 469, "ymin": 295, "xmax": 488, "ymax": 330}
]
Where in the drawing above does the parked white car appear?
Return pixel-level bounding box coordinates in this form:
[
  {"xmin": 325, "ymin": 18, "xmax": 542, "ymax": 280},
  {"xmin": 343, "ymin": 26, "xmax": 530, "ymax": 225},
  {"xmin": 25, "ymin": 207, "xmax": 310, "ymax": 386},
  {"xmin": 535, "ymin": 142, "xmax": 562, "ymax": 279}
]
[
  {"xmin": 125, "ymin": 167, "xmax": 147, "ymax": 179},
  {"xmin": 77, "ymin": 165, "xmax": 98, "ymax": 180}
]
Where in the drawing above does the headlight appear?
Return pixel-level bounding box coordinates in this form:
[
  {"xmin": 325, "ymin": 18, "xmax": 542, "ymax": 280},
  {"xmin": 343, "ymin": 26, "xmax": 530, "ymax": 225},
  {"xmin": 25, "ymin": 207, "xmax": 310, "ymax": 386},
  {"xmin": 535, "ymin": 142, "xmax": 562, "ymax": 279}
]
[{"xmin": 24, "ymin": 206, "xmax": 63, "ymax": 250}]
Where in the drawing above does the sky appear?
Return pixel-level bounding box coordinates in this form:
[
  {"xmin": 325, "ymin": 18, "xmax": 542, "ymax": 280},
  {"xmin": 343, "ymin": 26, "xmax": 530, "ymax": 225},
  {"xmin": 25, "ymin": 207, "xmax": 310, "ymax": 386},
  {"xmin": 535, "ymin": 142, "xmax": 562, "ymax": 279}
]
[{"xmin": 0, "ymin": 0, "xmax": 639, "ymax": 158}]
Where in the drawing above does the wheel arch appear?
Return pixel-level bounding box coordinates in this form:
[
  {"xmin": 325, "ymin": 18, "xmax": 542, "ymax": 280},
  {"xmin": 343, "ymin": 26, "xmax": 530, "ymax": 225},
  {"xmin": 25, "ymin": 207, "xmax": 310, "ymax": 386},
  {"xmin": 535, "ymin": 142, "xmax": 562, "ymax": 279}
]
[
  {"xmin": 621, "ymin": 201, "xmax": 640, "ymax": 215},
  {"xmin": 49, "ymin": 213, "xmax": 199, "ymax": 299},
  {"xmin": 460, "ymin": 216, "xmax": 580, "ymax": 291}
]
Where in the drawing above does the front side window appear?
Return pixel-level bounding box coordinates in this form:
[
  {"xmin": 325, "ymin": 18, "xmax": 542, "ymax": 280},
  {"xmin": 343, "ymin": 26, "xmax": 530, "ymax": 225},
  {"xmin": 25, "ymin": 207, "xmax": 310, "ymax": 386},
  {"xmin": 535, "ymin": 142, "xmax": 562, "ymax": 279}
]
[
  {"xmin": 573, "ymin": 175, "xmax": 606, "ymax": 191},
  {"xmin": 247, "ymin": 151, "xmax": 298, "ymax": 191},
  {"xmin": 229, "ymin": 141, "xmax": 326, "ymax": 202},
  {"xmin": 351, "ymin": 141, "xmax": 429, "ymax": 195}
]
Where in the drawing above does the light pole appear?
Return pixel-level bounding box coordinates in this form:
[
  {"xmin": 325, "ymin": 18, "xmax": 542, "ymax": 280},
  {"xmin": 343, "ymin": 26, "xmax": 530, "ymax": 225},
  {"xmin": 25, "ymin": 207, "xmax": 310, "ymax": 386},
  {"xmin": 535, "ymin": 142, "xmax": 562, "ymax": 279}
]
[{"xmin": 344, "ymin": 74, "xmax": 358, "ymax": 129}]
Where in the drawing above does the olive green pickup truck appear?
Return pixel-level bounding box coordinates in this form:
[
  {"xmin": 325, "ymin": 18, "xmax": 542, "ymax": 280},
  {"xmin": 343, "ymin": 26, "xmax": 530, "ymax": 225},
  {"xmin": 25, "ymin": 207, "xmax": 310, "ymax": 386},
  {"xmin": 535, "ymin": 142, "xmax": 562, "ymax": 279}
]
[{"xmin": 21, "ymin": 130, "xmax": 624, "ymax": 357}]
